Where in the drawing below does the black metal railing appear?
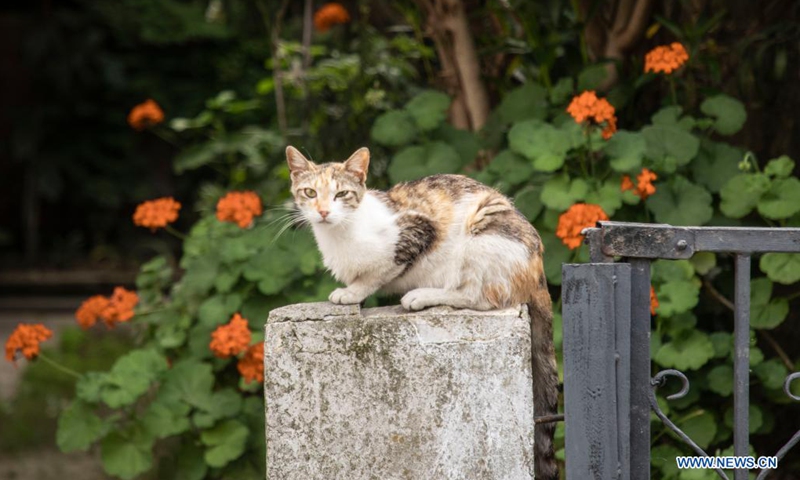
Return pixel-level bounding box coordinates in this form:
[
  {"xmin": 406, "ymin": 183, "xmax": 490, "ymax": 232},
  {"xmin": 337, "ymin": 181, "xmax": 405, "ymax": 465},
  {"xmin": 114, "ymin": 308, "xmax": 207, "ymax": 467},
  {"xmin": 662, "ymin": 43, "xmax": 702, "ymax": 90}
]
[{"xmin": 562, "ymin": 221, "xmax": 800, "ymax": 480}]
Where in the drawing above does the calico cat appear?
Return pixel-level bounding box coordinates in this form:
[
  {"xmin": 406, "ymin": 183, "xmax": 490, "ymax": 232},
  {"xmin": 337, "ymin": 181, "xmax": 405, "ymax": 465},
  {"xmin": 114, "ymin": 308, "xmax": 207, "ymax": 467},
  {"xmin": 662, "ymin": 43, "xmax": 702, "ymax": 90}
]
[{"xmin": 286, "ymin": 145, "xmax": 559, "ymax": 480}]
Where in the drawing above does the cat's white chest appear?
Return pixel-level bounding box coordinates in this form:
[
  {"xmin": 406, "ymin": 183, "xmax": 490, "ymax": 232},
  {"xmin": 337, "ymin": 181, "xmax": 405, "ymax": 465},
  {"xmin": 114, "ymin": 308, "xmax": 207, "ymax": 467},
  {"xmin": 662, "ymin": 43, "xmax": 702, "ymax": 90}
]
[{"xmin": 310, "ymin": 193, "xmax": 399, "ymax": 284}]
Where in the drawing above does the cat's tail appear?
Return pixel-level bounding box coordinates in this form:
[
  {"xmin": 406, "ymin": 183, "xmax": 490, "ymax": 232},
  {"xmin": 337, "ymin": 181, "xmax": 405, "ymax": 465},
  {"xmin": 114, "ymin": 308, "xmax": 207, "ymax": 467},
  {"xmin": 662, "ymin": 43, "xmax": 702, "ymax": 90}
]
[{"xmin": 527, "ymin": 282, "xmax": 560, "ymax": 480}]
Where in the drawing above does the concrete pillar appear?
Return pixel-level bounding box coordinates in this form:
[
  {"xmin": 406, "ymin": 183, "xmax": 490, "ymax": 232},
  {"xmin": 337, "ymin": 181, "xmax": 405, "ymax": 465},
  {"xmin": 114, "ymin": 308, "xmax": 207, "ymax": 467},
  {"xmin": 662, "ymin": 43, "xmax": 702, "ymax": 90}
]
[{"xmin": 264, "ymin": 302, "xmax": 535, "ymax": 479}]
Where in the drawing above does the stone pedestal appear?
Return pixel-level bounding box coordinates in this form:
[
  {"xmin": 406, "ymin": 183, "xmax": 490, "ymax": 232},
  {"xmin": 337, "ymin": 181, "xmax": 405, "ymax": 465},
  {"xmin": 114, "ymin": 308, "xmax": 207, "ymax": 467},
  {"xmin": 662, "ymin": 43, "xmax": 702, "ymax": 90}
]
[{"xmin": 264, "ymin": 302, "xmax": 535, "ymax": 479}]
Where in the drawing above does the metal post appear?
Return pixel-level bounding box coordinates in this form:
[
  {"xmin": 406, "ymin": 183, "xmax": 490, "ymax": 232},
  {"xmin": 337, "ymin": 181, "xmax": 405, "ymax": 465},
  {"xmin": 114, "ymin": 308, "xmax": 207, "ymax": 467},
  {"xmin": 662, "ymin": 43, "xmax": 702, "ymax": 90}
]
[
  {"xmin": 733, "ymin": 254, "xmax": 751, "ymax": 480},
  {"xmin": 563, "ymin": 263, "xmax": 631, "ymax": 480},
  {"xmin": 629, "ymin": 259, "xmax": 651, "ymax": 480}
]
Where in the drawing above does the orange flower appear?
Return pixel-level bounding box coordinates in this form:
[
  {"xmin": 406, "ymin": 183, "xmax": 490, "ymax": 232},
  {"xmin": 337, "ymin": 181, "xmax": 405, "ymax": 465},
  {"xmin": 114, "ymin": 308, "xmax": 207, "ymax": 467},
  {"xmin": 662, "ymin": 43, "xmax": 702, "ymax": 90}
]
[
  {"xmin": 566, "ymin": 91, "xmax": 618, "ymax": 139},
  {"xmin": 216, "ymin": 191, "xmax": 263, "ymax": 228},
  {"xmin": 75, "ymin": 287, "xmax": 138, "ymax": 329},
  {"xmin": 133, "ymin": 197, "xmax": 181, "ymax": 231},
  {"xmin": 210, "ymin": 313, "xmax": 252, "ymax": 359},
  {"xmin": 556, "ymin": 203, "xmax": 610, "ymax": 249},
  {"xmin": 5, "ymin": 324, "xmax": 53, "ymax": 362},
  {"xmin": 237, "ymin": 343, "xmax": 264, "ymax": 384},
  {"xmin": 314, "ymin": 3, "xmax": 350, "ymax": 32},
  {"xmin": 621, "ymin": 168, "xmax": 658, "ymax": 200},
  {"xmin": 650, "ymin": 286, "xmax": 659, "ymax": 316},
  {"xmin": 644, "ymin": 42, "xmax": 689, "ymax": 74},
  {"xmin": 127, "ymin": 99, "xmax": 164, "ymax": 130},
  {"xmin": 636, "ymin": 168, "xmax": 657, "ymax": 199},
  {"xmin": 101, "ymin": 287, "xmax": 139, "ymax": 327},
  {"xmin": 620, "ymin": 175, "xmax": 635, "ymax": 192},
  {"xmin": 75, "ymin": 295, "xmax": 110, "ymax": 329}
]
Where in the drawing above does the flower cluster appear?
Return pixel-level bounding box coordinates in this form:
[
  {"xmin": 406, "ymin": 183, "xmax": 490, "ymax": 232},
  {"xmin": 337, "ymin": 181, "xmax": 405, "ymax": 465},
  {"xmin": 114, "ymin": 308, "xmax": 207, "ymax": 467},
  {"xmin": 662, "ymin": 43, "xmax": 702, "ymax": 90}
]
[
  {"xmin": 644, "ymin": 43, "xmax": 689, "ymax": 74},
  {"xmin": 75, "ymin": 287, "xmax": 139, "ymax": 329},
  {"xmin": 556, "ymin": 203, "xmax": 610, "ymax": 249},
  {"xmin": 133, "ymin": 197, "xmax": 181, "ymax": 231},
  {"xmin": 621, "ymin": 168, "xmax": 658, "ymax": 200},
  {"xmin": 566, "ymin": 91, "xmax": 617, "ymax": 139},
  {"xmin": 650, "ymin": 286, "xmax": 659, "ymax": 316},
  {"xmin": 314, "ymin": 3, "xmax": 350, "ymax": 32},
  {"xmin": 216, "ymin": 191, "xmax": 263, "ymax": 228},
  {"xmin": 127, "ymin": 99, "xmax": 164, "ymax": 130},
  {"xmin": 237, "ymin": 343, "xmax": 264, "ymax": 384},
  {"xmin": 5, "ymin": 324, "xmax": 53, "ymax": 362},
  {"xmin": 210, "ymin": 313, "xmax": 252, "ymax": 358}
]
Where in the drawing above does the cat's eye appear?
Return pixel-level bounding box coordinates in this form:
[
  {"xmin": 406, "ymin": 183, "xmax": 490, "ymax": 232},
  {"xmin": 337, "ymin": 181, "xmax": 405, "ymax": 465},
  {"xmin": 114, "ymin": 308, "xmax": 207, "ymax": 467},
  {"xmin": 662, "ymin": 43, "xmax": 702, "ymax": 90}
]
[
  {"xmin": 303, "ymin": 188, "xmax": 317, "ymax": 198},
  {"xmin": 335, "ymin": 191, "xmax": 349, "ymax": 199}
]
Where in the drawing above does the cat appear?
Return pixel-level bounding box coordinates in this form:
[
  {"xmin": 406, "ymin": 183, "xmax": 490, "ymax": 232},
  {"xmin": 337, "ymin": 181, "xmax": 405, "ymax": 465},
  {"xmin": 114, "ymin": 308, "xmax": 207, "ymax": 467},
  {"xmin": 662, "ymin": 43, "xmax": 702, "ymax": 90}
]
[{"xmin": 286, "ymin": 145, "xmax": 559, "ymax": 480}]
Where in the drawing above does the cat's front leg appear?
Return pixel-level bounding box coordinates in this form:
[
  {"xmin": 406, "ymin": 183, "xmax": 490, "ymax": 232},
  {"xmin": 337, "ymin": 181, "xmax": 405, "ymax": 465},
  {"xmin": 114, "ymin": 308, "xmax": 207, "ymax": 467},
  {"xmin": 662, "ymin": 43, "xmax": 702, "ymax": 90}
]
[
  {"xmin": 328, "ymin": 275, "xmax": 385, "ymax": 305},
  {"xmin": 329, "ymin": 286, "xmax": 371, "ymax": 305}
]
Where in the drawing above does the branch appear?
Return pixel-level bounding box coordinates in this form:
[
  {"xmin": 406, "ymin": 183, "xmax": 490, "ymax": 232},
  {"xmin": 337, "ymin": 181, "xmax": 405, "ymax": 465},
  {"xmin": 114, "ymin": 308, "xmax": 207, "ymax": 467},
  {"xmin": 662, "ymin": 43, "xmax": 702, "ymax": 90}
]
[{"xmin": 703, "ymin": 277, "xmax": 794, "ymax": 372}]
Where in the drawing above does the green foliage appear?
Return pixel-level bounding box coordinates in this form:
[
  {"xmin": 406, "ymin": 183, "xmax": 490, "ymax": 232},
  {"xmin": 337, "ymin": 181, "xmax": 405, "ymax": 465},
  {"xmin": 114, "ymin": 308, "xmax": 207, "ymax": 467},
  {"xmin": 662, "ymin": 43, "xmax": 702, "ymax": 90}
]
[{"xmin": 31, "ymin": 2, "xmax": 799, "ymax": 478}]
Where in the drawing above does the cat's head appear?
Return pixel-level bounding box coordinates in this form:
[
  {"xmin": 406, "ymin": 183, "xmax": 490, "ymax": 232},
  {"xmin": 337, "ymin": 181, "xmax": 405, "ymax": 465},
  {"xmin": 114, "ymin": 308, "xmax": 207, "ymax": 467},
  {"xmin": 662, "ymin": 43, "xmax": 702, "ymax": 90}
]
[{"xmin": 286, "ymin": 146, "xmax": 370, "ymax": 226}]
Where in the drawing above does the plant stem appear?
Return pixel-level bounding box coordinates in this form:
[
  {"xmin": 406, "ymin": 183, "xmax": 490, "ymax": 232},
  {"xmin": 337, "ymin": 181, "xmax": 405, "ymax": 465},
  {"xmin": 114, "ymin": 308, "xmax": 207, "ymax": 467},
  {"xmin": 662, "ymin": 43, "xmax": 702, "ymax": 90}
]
[
  {"xmin": 165, "ymin": 224, "xmax": 187, "ymax": 240},
  {"xmin": 37, "ymin": 353, "xmax": 83, "ymax": 380},
  {"xmin": 669, "ymin": 76, "xmax": 678, "ymax": 105}
]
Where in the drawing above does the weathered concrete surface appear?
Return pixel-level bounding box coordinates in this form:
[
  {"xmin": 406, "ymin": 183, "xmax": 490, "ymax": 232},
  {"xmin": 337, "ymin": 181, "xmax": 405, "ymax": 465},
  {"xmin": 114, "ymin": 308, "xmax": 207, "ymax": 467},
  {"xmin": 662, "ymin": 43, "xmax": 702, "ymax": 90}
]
[{"xmin": 264, "ymin": 302, "xmax": 535, "ymax": 480}]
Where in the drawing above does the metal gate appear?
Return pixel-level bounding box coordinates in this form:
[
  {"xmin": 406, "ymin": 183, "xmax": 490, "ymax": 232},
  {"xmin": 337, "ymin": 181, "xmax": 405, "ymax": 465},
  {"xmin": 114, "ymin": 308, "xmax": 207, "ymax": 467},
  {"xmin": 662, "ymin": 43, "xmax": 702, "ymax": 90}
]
[{"xmin": 562, "ymin": 221, "xmax": 800, "ymax": 480}]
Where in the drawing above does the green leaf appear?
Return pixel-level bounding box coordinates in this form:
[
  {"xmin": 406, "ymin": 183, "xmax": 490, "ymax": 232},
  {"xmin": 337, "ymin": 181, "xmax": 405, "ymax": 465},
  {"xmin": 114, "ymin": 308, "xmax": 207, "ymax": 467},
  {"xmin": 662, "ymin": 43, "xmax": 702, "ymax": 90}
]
[
  {"xmin": 541, "ymin": 176, "xmax": 589, "ymax": 211},
  {"xmin": 701, "ymin": 94, "xmax": 747, "ymax": 135},
  {"xmin": 162, "ymin": 360, "xmax": 215, "ymax": 406},
  {"xmin": 679, "ymin": 411, "xmax": 717, "ymax": 449},
  {"xmin": 692, "ymin": 141, "xmax": 743, "ymax": 193},
  {"xmin": 652, "ymin": 444, "xmax": 683, "ymax": 478},
  {"xmin": 690, "ymin": 252, "xmax": 716, "ymax": 275},
  {"xmin": 435, "ymin": 124, "xmax": 480, "ymax": 165},
  {"xmin": 192, "ymin": 388, "xmax": 243, "ymax": 428},
  {"xmin": 198, "ymin": 294, "xmax": 243, "ymax": 327},
  {"xmin": 605, "ymin": 131, "xmax": 646, "ymax": 172},
  {"xmin": 655, "ymin": 279, "xmax": 700, "ymax": 317},
  {"xmin": 710, "ymin": 332, "xmax": 732, "ymax": 358},
  {"xmin": 496, "ymin": 83, "xmax": 548, "ymax": 123},
  {"xmin": 757, "ymin": 177, "xmax": 800, "ymax": 219},
  {"xmin": 719, "ymin": 173, "xmax": 771, "ymax": 218},
  {"xmin": 651, "ymin": 106, "xmax": 683, "ymax": 126},
  {"xmin": 577, "ymin": 64, "xmax": 608, "ymax": 91},
  {"xmin": 101, "ymin": 349, "xmax": 168, "ymax": 408},
  {"xmin": 549, "ymin": 77, "xmax": 574, "ymax": 105},
  {"xmin": 508, "ymin": 120, "xmax": 571, "ymax": 172},
  {"xmin": 764, "ymin": 155, "xmax": 795, "ymax": 178},
  {"xmin": 101, "ymin": 428, "xmax": 154, "ymax": 480},
  {"xmin": 760, "ymin": 253, "xmax": 800, "ymax": 285},
  {"xmin": 176, "ymin": 442, "xmax": 209, "ymax": 480},
  {"xmin": 404, "ymin": 90, "xmax": 451, "ymax": 131},
  {"xmin": 201, "ymin": 419, "xmax": 249, "ymax": 468},
  {"xmin": 707, "ymin": 364, "xmax": 733, "ymax": 396},
  {"xmin": 387, "ymin": 142, "xmax": 463, "ymax": 183},
  {"xmin": 180, "ymin": 255, "xmax": 220, "ymax": 296},
  {"xmin": 242, "ymin": 250, "xmax": 296, "ymax": 294},
  {"xmin": 642, "ymin": 125, "xmax": 700, "ymax": 166},
  {"xmin": 652, "ymin": 259, "xmax": 695, "ymax": 283},
  {"xmin": 647, "ymin": 176, "xmax": 713, "ymax": 226},
  {"xmin": 75, "ymin": 372, "xmax": 107, "ymax": 403},
  {"xmin": 514, "ymin": 186, "xmax": 543, "ymax": 221},
  {"xmin": 487, "ymin": 150, "xmax": 533, "ymax": 185},
  {"xmin": 750, "ymin": 277, "xmax": 789, "ymax": 329},
  {"xmin": 541, "ymin": 231, "xmax": 573, "ymax": 286},
  {"xmin": 370, "ymin": 110, "xmax": 417, "ymax": 147},
  {"xmin": 754, "ymin": 359, "xmax": 788, "ymax": 390},
  {"xmin": 57, "ymin": 401, "xmax": 109, "ymax": 452},
  {"xmin": 585, "ymin": 180, "xmax": 623, "ymax": 216},
  {"xmin": 142, "ymin": 395, "xmax": 191, "ymax": 438},
  {"xmin": 654, "ymin": 330, "xmax": 714, "ymax": 370}
]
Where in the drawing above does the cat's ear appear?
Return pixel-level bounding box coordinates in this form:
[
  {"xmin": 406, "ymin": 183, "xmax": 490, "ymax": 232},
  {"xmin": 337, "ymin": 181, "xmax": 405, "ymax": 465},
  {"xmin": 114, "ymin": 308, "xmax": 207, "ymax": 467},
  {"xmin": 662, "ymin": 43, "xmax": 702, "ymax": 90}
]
[
  {"xmin": 286, "ymin": 146, "xmax": 315, "ymax": 180},
  {"xmin": 343, "ymin": 147, "xmax": 370, "ymax": 183}
]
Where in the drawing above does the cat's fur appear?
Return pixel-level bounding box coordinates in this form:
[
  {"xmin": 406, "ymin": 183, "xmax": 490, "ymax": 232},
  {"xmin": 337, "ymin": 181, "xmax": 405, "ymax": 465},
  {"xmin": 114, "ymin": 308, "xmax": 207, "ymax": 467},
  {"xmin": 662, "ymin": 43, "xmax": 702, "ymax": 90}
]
[{"xmin": 286, "ymin": 146, "xmax": 559, "ymax": 480}]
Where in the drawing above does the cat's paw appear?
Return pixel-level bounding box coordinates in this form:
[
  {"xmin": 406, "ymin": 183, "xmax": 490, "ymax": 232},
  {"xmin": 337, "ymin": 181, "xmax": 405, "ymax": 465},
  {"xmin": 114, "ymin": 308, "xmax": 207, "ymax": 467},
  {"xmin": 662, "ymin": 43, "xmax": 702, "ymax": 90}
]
[
  {"xmin": 329, "ymin": 288, "xmax": 364, "ymax": 305},
  {"xmin": 401, "ymin": 288, "xmax": 442, "ymax": 311}
]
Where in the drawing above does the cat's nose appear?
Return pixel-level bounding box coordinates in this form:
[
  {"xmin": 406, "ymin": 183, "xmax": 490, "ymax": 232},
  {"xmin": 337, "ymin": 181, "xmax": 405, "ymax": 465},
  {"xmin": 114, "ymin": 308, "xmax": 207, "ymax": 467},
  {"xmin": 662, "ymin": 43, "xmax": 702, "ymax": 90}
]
[{"xmin": 318, "ymin": 210, "xmax": 329, "ymax": 219}]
